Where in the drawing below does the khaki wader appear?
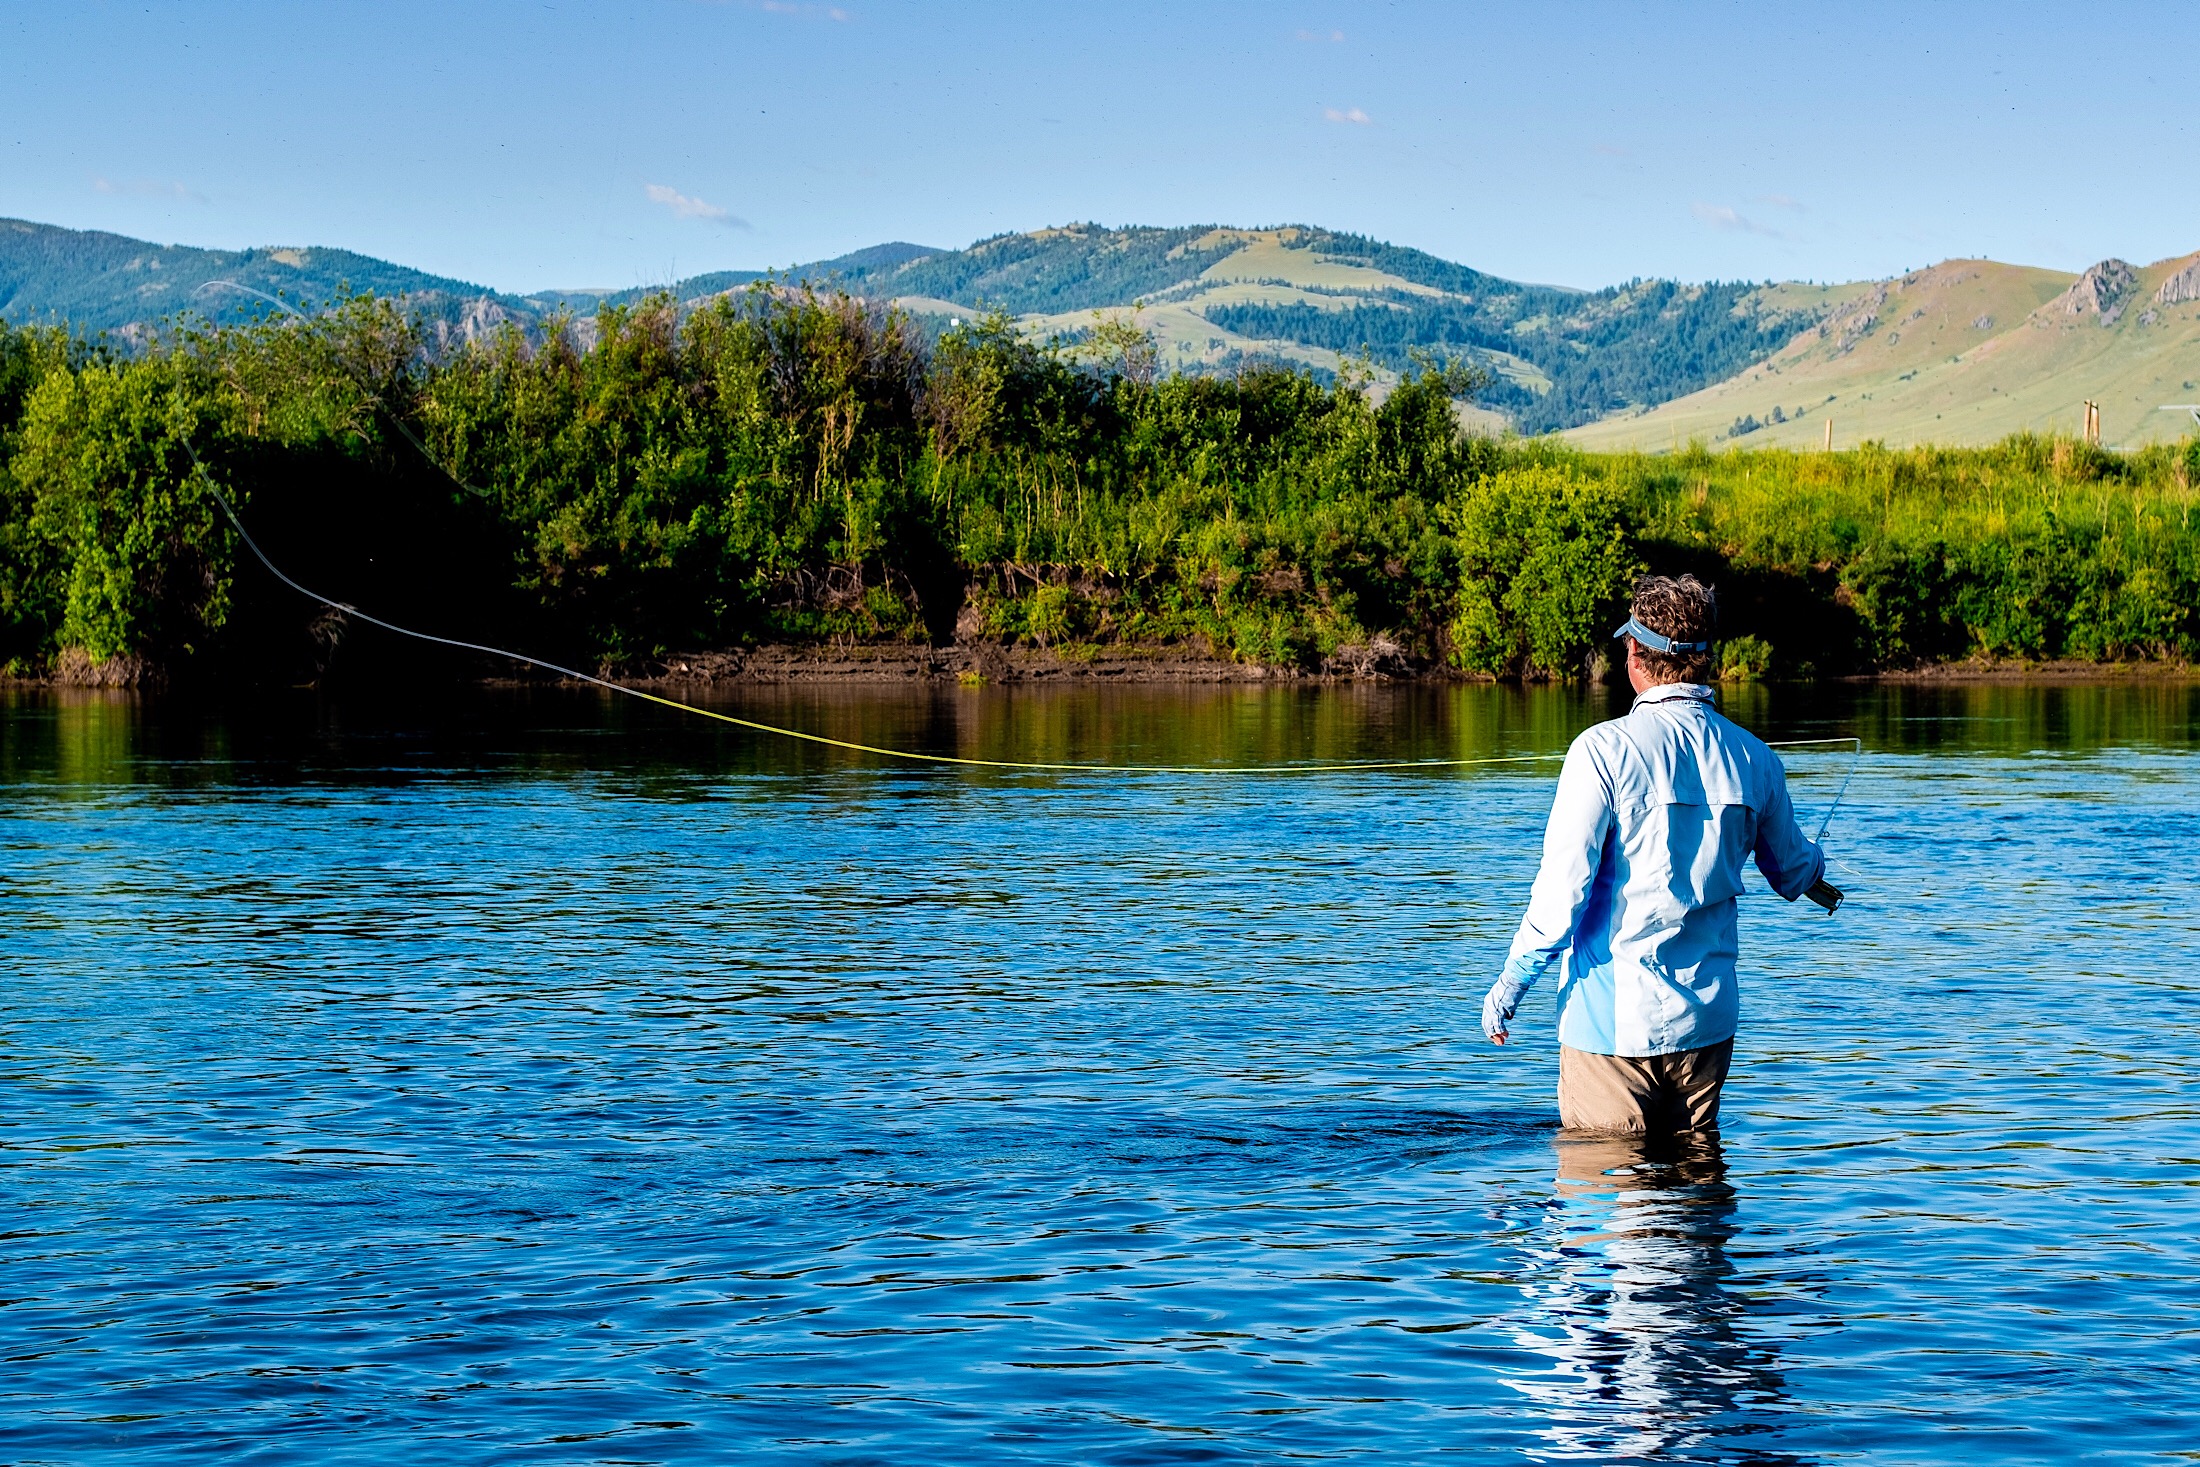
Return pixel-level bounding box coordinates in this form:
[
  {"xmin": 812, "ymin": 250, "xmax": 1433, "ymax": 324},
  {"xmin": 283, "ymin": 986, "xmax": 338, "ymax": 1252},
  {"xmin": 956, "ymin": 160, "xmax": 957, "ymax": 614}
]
[{"xmin": 1558, "ymin": 1037, "xmax": 1734, "ymax": 1136}]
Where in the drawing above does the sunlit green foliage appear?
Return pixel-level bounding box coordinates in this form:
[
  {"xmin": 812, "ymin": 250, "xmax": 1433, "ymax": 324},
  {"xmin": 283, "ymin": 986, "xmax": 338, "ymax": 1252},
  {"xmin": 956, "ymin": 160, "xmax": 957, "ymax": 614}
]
[
  {"xmin": 1622, "ymin": 437, "xmax": 2200, "ymax": 667},
  {"xmin": 5, "ymin": 351, "xmax": 232, "ymax": 668},
  {"xmin": 1444, "ymin": 466, "xmax": 1639, "ymax": 676}
]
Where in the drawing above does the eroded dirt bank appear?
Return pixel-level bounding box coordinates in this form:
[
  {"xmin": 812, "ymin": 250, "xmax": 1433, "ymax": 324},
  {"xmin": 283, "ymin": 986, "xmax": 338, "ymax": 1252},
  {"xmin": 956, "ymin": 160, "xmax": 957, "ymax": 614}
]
[{"xmin": 12, "ymin": 640, "xmax": 2193, "ymax": 689}]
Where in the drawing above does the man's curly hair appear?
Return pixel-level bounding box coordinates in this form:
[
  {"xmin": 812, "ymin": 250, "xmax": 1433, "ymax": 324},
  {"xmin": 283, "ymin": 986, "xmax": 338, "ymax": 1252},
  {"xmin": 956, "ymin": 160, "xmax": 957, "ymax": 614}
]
[{"xmin": 1628, "ymin": 574, "xmax": 1718, "ymax": 684}]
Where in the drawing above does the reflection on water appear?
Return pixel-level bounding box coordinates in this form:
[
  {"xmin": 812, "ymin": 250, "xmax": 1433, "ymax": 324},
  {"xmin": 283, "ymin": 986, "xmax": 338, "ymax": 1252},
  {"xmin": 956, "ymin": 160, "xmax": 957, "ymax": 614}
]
[
  {"xmin": 8, "ymin": 676, "xmax": 2198, "ymax": 788},
  {"xmin": 1512, "ymin": 1138, "xmax": 1795, "ymax": 1464},
  {"xmin": 3, "ymin": 676, "xmax": 2197, "ymax": 1463}
]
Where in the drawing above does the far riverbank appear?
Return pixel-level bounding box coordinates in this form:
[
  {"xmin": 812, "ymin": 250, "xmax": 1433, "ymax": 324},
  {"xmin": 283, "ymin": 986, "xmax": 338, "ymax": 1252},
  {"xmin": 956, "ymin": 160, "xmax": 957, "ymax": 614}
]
[
  {"xmin": 12, "ymin": 640, "xmax": 2196, "ymax": 690},
  {"xmin": 607, "ymin": 643, "xmax": 2198, "ymax": 688},
  {"xmin": 7, "ymin": 302, "xmax": 2198, "ymax": 692}
]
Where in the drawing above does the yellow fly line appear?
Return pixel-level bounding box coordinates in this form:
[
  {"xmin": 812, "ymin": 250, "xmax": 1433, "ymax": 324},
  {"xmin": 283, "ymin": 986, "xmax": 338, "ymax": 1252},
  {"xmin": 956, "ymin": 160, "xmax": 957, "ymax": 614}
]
[
  {"xmin": 539, "ymin": 684, "xmax": 1563, "ymax": 775},
  {"xmin": 180, "ymin": 443, "xmax": 1861, "ymax": 779}
]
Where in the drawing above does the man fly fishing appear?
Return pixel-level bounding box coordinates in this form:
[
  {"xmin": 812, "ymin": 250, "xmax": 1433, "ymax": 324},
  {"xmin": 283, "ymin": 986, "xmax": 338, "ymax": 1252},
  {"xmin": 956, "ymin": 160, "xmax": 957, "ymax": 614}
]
[{"xmin": 1481, "ymin": 574, "xmax": 1842, "ymax": 1136}]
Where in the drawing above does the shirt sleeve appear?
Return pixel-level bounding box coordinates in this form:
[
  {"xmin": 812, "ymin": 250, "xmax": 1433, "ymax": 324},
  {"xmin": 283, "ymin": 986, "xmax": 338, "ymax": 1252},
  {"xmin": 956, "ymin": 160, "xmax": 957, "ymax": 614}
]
[
  {"xmin": 1495, "ymin": 734, "xmax": 1616, "ymax": 994},
  {"xmin": 1751, "ymin": 753, "xmax": 1827, "ymax": 900}
]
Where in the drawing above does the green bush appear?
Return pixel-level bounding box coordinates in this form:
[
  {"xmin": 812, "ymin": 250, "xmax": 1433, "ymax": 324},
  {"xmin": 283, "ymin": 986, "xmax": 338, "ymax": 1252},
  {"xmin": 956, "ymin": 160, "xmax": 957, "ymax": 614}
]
[
  {"xmin": 8, "ymin": 360, "xmax": 233, "ymax": 668},
  {"xmin": 1840, "ymin": 539, "xmax": 1964, "ymax": 665},
  {"xmin": 1444, "ymin": 466, "xmax": 1639, "ymax": 677},
  {"xmin": 1719, "ymin": 634, "xmax": 1774, "ymax": 680},
  {"xmin": 1026, "ymin": 584, "xmax": 1078, "ymax": 645},
  {"xmin": 861, "ymin": 583, "xmax": 922, "ymax": 637}
]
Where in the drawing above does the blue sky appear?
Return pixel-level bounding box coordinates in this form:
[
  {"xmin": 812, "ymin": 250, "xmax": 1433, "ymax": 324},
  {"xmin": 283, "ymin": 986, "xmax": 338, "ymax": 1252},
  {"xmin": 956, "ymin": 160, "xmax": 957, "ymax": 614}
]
[{"xmin": 5, "ymin": 1, "xmax": 2195, "ymax": 293}]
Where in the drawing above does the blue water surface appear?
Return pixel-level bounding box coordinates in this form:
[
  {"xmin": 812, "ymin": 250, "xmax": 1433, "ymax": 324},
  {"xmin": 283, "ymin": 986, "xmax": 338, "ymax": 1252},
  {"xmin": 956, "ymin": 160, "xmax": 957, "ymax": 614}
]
[{"xmin": 2, "ymin": 680, "xmax": 2196, "ymax": 1464}]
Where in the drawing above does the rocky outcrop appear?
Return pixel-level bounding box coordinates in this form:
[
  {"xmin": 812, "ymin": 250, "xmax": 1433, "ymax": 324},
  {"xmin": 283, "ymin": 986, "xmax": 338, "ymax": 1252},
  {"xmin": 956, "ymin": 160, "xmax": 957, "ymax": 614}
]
[
  {"xmin": 2155, "ymin": 258, "xmax": 2200, "ymax": 306},
  {"xmin": 1817, "ymin": 283, "xmax": 1889, "ymax": 353},
  {"xmin": 422, "ymin": 294, "xmax": 524, "ymax": 353},
  {"xmin": 2049, "ymin": 259, "xmax": 2138, "ymax": 325}
]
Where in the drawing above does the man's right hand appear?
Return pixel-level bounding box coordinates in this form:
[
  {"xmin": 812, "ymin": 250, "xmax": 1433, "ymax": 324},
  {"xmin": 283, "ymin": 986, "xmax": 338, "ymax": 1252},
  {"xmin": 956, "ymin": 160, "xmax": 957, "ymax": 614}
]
[{"xmin": 1482, "ymin": 975, "xmax": 1527, "ymax": 1045}]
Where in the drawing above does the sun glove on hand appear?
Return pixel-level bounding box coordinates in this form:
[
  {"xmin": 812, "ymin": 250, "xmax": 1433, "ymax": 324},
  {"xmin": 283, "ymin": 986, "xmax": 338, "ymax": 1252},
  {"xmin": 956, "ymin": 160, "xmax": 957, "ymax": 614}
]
[{"xmin": 1482, "ymin": 973, "xmax": 1528, "ymax": 1041}]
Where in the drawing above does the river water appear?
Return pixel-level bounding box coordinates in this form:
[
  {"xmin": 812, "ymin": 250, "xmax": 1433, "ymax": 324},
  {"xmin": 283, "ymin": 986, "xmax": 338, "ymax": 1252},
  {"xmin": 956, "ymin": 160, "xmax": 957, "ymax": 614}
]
[{"xmin": 3, "ymin": 679, "xmax": 2196, "ymax": 1464}]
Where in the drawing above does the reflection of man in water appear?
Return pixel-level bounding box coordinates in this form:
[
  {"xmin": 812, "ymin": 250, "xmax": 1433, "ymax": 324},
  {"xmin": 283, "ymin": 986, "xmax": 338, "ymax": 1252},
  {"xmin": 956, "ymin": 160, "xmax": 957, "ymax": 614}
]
[
  {"xmin": 1509, "ymin": 1136, "xmax": 1800, "ymax": 1462},
  {"xmin": 1481, "ymin": 575, "xmax": 1840, "ymax": 1135}
]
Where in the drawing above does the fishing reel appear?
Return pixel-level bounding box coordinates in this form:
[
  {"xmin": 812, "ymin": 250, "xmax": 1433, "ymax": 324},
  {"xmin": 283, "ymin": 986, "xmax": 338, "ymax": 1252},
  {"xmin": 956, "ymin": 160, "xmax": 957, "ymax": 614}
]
[{"xmin": 1803, "ymin": 878, "xmax": 1844, "ymax": 915}]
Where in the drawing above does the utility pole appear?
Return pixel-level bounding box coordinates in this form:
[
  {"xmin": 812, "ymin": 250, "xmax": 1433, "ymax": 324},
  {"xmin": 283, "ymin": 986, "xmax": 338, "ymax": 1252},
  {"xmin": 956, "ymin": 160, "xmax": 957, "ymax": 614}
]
[
  {"xmin": 2083, "ymin": 400, "xmax": 2101, "ymax": 446},
  {"xmin": 1823, "ymin": 417, "xmax": 1833, "ymax": 452}
]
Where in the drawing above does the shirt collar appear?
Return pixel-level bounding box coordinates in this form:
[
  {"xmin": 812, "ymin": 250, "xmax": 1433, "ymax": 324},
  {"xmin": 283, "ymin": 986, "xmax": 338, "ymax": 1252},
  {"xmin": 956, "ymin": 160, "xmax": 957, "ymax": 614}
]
[{"xmin": 1633, "ymin": 682, "xmax": 1719, "ymax": 709}]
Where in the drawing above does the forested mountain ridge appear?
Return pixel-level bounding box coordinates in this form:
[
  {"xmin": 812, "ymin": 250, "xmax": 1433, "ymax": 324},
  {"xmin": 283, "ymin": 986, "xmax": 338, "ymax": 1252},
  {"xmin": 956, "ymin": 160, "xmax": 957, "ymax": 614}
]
[
  {"xmin": 24, "ymin": 216, "xmax": 2197, "ymax": 444},
  {"xmin": 0, "ymin": 217, "xmax": 535, "ymax": 341},
  {"xmin": 1, "ymin": 217, "xmax": 1823, "ymax": 433}
]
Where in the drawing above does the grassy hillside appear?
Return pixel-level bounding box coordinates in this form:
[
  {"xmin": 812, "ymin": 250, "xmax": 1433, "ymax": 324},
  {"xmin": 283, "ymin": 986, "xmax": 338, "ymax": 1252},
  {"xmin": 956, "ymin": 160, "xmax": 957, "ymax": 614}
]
[
  {"xmin": 543, "ymin": 233, "xmax": 2200, "ymax": 447},
  {"xmin": 1568, "ymin": 254, "xmax": 2200, "ymax": 451}
]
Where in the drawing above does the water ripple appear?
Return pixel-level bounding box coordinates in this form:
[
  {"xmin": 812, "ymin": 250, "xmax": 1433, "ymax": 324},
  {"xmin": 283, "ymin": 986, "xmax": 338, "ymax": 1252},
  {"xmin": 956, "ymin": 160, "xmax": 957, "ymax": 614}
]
[{"xmin": 2, "ymin": 682, "xmax": 2196, "ymax": 1463}]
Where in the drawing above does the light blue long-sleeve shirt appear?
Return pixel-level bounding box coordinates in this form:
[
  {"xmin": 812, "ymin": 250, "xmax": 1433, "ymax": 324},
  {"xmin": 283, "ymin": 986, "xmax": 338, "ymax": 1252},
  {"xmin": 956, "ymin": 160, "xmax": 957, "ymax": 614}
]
[{"xmin": 1494, "ymin": 683, "xmax": 1825, "ymax": 1057}]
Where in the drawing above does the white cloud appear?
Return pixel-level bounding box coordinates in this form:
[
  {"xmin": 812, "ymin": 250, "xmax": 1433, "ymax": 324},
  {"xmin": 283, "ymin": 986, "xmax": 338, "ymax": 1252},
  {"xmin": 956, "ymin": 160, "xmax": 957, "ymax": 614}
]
[
  {"xmin": 1692, "ymin": 200, "xmax": 1787, "ymax": 239},
  {"xmin": 93, "ymin": 176, "xmax": 205, "ymax": 202},
  {"xmin": 645, "ymin": 183, "xmax": 749, "ymax": 229},
  {"xmin": 1756, "ymin": 193, "xmax": 1807, "ymax": 212},
  {"xmin": 1322, "ymin": 106, "xmax": 1372, "ymax": 125},
  {"xmin": 1296, "ymin": 28, "xmax": 1344, "ymax": 42}
]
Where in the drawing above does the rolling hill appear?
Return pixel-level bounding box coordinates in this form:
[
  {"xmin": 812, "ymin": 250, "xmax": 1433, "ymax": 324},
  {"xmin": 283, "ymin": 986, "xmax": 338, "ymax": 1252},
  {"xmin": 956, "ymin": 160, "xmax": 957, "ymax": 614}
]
[
  {"xmin": 1563, "ymin": 254, "xmax": 2200, "ymax": 450},
  {"xmin": 9, "ymin": 215, "xmax": 2198, "ymax": 446},
  {"xmin": 0, "ymin": 218, "xmax": 1813, "ymax": 434}
]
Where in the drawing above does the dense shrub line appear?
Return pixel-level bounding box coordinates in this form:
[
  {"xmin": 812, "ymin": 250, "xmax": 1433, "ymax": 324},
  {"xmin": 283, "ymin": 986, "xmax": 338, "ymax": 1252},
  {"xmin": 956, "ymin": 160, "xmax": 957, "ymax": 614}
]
[{"xmin": 1, "ymin": 293, "xmax": 2195, "ymax": 684}]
